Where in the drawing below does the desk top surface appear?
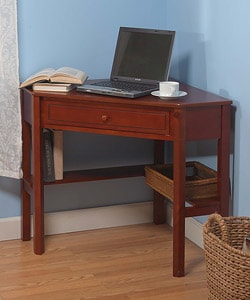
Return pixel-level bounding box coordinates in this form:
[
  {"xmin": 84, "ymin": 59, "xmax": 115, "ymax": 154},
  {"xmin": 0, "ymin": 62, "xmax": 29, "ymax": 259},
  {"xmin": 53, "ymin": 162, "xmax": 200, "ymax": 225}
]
[{"xmin": 24, "ymin": 81, "xmax": 232, "ymax": 108}]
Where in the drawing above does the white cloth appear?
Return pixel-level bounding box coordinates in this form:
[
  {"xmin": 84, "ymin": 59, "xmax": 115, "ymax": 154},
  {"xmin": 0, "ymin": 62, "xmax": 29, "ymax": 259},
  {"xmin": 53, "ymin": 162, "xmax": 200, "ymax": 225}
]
[{"xmin": 0, "ymin": 0, "xmax": 22, "ymax": 179}]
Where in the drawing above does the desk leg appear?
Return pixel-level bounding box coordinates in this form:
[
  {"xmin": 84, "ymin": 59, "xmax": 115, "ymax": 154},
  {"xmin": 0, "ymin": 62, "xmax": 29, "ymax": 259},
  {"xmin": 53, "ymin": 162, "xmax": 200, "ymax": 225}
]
[
  {"xmin": 33, "ymin": 133, "xmax": 44, "ymax": 254},
  {"xmin": 218, "ymin": 105, "xmax": 231, "ymax": 216},
  {"xmin": 153, "ymin": 191, "xmax": 166, "ymax": 224},
  {"xmin": 33, "ymin": 194, "xmax": 44, "ymax": 255},
  {"xmin": 153, "ymin": 140, "xmax": 165, "ymax": 224},
  {"xmin": 172, "ymin": 110, "xmax": 186, "ymax": 277},
  {"xmin": 21, "ymin": 105, "xmax": 31, "ymax": 241},
  {"xmin": 32, "ymin": 98, "xmax": 45, "ymax": 255},
  {"xmin": 172, "ymin": 151, "xmax": 186, "ymax": 277},
  {"xmin": 21, "ymin": 180, "xmax": 31, "ymax": 241}
]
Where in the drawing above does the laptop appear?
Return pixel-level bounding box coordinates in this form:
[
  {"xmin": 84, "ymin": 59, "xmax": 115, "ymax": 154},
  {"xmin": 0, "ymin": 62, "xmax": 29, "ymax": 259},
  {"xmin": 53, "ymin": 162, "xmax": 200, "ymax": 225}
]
[{"xmin": 77, "ymin": 27, "xmax": 175, "ymax": 98}]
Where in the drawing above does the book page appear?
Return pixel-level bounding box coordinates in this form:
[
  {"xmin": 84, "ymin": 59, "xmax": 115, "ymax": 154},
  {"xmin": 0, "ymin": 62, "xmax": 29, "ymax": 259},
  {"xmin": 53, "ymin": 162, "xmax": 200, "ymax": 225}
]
[
  {"xmin": 53, "ymin": 130, "xmax": 63, "ymax": 180},
  {"xmin": 20, "ymin": 68, "xmax": 55, "ymax": 88},
  {"xmin": 50, "ymin": 67, "xmax": 87, "ymax": 84},
  {"xmin": 20, "ymin": 67, "xmax": 88, "ymax": 87},
  {"xmin": 54, "ymin": 67, "xmax": 83, "ymax": 78}
]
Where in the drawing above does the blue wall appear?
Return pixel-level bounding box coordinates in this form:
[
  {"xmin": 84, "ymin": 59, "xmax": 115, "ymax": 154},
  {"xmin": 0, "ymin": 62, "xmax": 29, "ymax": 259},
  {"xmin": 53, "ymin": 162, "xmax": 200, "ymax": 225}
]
[
  {"xmin": 0, "ymin": 0, "xmax": 168, "ymax": 218},
  {"xmin": 166, "ymin": 0, "xmax": 250, "ymax": 216},
  {"xmin": 18, "ymin": 0, "xmax": 168, "ymax": 81},
  {"xmin": 1, "ymin": 0, "xmax": 249, "ymax": 219}
]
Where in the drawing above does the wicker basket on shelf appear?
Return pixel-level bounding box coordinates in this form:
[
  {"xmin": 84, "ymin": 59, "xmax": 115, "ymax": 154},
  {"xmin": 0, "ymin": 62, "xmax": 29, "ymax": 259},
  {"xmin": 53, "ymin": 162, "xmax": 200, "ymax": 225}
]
[
  {"xmin": 203, "ymin": 213, "xmax": 250, "ymax": 300},
  {"xmin": 145, "ymin": 161, "xmax": 217, "ymax": 202}
]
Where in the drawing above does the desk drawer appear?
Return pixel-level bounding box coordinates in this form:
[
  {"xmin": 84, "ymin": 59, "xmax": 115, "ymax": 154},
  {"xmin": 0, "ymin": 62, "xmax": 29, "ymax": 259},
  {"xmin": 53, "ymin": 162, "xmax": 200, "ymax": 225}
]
[{"xmin": 43, "ymin": 101, "xmax": 170, "ymax": 135}]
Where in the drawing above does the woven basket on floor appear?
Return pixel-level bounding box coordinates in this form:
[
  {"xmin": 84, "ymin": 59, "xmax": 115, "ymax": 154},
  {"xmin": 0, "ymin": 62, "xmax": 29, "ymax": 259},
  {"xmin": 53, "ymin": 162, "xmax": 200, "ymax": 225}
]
[{"xmin": 203, "ymin": 213, "xmax": 250, "ymax": 300}]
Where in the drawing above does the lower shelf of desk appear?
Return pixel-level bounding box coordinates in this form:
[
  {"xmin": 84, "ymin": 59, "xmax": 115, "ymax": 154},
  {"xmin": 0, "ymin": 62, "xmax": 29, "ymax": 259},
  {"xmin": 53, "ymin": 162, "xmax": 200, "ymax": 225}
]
[
  {"xmin": 48, "ymin": 164, "xmax": 146, "ymax": 184},
  {"xmin": 23, "ymin": 163, "xmax": 220, "ymax": 219},
  {"xmin": 24, "ymin": 164, "xmax": 146, "ymax": 190}
]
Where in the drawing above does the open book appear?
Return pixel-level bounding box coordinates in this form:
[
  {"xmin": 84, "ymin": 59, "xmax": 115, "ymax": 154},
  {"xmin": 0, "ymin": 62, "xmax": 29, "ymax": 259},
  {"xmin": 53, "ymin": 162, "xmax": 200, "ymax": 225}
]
[{"xmin": 20, "ymin": 67, "xmax": 88, "ymax": 88}]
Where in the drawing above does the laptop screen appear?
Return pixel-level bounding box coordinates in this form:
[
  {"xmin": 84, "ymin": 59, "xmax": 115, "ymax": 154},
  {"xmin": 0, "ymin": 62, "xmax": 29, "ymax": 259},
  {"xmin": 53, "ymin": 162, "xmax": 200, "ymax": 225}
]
[{"xmin": 111, "ymin": 27, "xmax": 175, "ymax": 84}]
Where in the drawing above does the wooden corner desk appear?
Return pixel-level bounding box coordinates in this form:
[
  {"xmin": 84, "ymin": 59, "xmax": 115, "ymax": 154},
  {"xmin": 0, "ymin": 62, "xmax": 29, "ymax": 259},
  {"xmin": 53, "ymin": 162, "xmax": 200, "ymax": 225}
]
[{"xmin": 21, "ymin": 83, "xmax": 232, "ymax": 277}]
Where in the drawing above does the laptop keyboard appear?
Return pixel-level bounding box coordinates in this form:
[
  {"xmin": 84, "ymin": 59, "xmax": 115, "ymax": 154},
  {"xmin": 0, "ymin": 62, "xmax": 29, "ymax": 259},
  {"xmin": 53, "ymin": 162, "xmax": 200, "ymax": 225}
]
[{"xmin": 93, "ymin": 80, "xmax": 157, "ymax": 91}]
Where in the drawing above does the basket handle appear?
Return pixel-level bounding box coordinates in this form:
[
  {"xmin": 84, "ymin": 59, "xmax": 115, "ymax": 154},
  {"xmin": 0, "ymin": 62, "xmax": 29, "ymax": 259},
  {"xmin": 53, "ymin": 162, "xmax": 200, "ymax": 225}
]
[{"xmin": 206, "ymin": 213, "xmax": 229, "ymax": 243}]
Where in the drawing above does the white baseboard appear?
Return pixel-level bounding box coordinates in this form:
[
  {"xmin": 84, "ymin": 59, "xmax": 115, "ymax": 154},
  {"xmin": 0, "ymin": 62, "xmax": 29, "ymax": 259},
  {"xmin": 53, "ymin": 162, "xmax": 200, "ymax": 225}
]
[
  {"xmin": 0, "ymin": 216, "xmax": 21, "ymax": 241},
  {"xmin": 0, "ymin": 201, "xmax": 203, "ymax": 248},
  {"xmin": 44, "ymin": 202, "xmax": 153, "ymax": 235},
  {"xmin": 0, "ymin": 202, "xmax": 153, "ymax": 241}
]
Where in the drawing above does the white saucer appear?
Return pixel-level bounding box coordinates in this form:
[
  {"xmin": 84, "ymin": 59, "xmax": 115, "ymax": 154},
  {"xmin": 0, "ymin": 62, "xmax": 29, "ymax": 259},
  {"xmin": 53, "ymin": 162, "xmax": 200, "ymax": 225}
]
[{"xmin": 151, "ymin": 90, "xmax": 187, "ymax": 100}]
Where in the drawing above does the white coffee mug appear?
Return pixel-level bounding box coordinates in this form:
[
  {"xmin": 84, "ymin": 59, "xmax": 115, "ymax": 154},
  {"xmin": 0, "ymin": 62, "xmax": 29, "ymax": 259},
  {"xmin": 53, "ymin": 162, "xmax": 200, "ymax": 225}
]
[{"xmin": 159, "ymin": 81, "xmax": 179, "ymax": 96}]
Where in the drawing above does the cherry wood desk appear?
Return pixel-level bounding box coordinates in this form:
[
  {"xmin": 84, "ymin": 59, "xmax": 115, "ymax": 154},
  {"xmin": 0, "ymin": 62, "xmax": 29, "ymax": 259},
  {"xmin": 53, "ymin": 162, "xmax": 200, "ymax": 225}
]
[{"xmin": 21, "ymin": 83, "xmax": 232, "ymax": 277}]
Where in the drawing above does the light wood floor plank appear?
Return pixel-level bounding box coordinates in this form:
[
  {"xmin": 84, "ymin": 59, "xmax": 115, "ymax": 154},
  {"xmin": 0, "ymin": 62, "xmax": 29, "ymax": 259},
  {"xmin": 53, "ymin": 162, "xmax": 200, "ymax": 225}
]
[{"xmin": 0, "ymin": 223, "xmax": 208, "ymax": 299}]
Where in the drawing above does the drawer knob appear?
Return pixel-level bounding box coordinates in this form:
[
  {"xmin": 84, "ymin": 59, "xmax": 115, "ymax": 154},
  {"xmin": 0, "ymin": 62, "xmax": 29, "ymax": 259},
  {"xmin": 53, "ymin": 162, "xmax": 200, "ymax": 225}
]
[{"xmin": 101, "ymin": 115, "xmax": 109, "ymax": 122}]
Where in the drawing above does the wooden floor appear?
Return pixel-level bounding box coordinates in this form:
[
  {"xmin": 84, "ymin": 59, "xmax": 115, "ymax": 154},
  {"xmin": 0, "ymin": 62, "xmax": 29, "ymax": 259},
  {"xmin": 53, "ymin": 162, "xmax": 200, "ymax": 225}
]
[{"xmin": 0, "ymin": 223, "xmax": 208, "ymax": 300}]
